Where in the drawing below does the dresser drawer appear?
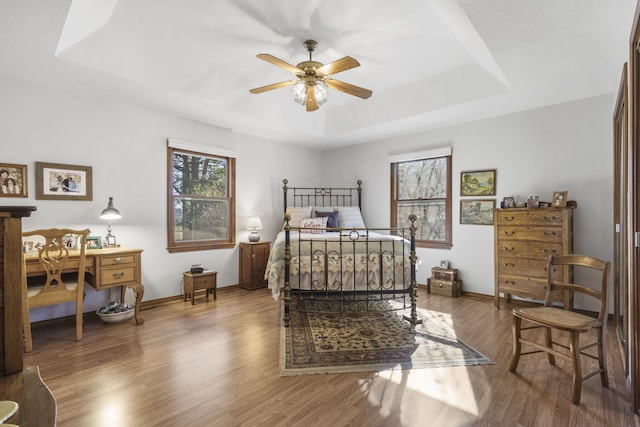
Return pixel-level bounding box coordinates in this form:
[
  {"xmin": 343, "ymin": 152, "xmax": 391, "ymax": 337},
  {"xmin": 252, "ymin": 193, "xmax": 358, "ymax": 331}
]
[
  {"xmin": 497, "ymin": 257, "xmax": 564, "ymax": 279},
  {"xmin": 497, "ymin": 226, "xmax": 563, "ymax": 243},
  {"xmin": 497, "ymin": 209, "xmax": 565, "ymax": 226},
  {"xmin": 496, "ymin": 240, "xmax": 562, "ymax": 259},
  {"xmin": 100, "ymin": 254, "xmax": 136, "ymax": 266},
  {"xmin": 497, "ymin": 274, "xmax": 548, "ymax": 300},
  {"xmin": 101, "ymin": 266, "xmax": 136, "ymax": 285}
]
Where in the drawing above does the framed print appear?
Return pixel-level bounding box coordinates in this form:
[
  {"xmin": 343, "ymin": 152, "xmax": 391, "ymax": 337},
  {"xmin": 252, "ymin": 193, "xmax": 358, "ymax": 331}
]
[
  {"xmin": 461, "ymin": 169, "xmax": 496, "ymax": 196},
  {"xmin": 36, "ymin": 162, "xmax": 93, "ymax": 201},
  {"xmin": 502, "ymin": 196, "xmax": 515, "ymax": 208},
  {"xmin": 0, "ymin": 163, "xmax": 28, "ymax": 198},
  {"xmin": 460, "ymin": 199, "xmax": 496, "ymax": 225},
  {"xmin": 86, "ymin": 236, "xmax": 102, "ymax": 250},
  {"xmin": 552, "ymin": 191, "xmax": 568, "ymax": 207},
  {"xmin": 62, "ymin": 234, "xmax": 78, "ymax": 249}
]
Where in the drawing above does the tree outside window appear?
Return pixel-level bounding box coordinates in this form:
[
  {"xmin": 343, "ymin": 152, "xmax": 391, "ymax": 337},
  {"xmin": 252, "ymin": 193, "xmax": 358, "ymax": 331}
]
[
  {"xmin": 391, "ymin": 155, "xmax": 452, "ymax": 249},
  {"xmin": 167, "ymin": 147, "xmax": 236, "ymax": 252}
]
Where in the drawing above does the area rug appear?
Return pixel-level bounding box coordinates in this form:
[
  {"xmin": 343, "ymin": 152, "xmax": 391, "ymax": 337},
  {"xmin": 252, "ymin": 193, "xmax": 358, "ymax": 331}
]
[{"xmin": 280, "ymin": 297, "xmax": 494, "ymax": 376}]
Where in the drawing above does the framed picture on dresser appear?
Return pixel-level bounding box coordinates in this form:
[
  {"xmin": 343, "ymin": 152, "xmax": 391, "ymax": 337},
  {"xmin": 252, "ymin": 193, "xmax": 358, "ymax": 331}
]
[{"xmin": 0, "ymin": 162, "xmax": 27, "ymax": 197}]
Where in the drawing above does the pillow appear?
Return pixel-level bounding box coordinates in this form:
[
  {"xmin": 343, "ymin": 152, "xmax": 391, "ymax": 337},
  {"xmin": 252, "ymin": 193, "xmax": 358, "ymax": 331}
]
[
  {"xmin": 337, "ymin": 206, "xmax": 365, "ymax": 228},
  {"xmin": 285, "ymin": 206, "xmax": 312, "ymax": 227},
  {"xmin": 299, "ymin": 216, "xmax": 328, "ymax": 234},
  {"xmin": 314, "ymin": 209, "xmax": 339, "ymax": 228}
]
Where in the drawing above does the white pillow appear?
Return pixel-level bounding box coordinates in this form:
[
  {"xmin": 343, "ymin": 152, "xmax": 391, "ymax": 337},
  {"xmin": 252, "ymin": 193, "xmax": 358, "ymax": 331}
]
[
  {"xmin": 337, "ymin": 206, "xmax": 365, "ymax": 228},
  {"xmin": 299, "ymin": 216, "xmax": 328, "ymax": 234},
  {"xmin": 284, "ymin": 206, "xmax": 312, "ymax": 227}
]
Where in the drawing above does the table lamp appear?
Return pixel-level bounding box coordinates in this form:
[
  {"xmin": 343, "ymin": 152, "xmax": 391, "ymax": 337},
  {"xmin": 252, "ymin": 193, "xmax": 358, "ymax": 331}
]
[
  {"xmin": 246, "ymin": 216, "xmax": 263, "ymax": 242},
  {"xmin": 100, "ymin": 196, "xmax": 122, "ymax": 246}
]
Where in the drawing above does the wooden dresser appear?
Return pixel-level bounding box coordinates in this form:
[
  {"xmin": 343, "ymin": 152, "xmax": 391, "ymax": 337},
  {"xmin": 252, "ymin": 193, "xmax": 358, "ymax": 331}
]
[
  {"xmin": 239, "ymin": 241, "xmax": 270, "ymax": 290},
  {"xmin": 493, "ymin": 207, "xmax": 573, "ymax": 308}
]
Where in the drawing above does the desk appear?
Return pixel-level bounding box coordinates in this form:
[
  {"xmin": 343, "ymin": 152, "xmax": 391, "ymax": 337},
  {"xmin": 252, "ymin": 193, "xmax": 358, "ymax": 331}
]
[{"xmin": 25, "ymin": 247, "xmax": 145, "ymax": 324}]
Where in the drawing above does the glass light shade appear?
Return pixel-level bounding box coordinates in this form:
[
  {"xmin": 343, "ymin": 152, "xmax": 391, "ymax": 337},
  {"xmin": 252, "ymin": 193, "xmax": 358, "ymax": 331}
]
[
  {"xmin": 246, "ymin": 216, "xmax": 263, "ymax": 230},
  {"xmin": 291, "ymin": 81, "xmax": 328, "ymax": 106},
  {"xmin": 100, "ymin": 196, "xmax": 122, "ymax": 220}
]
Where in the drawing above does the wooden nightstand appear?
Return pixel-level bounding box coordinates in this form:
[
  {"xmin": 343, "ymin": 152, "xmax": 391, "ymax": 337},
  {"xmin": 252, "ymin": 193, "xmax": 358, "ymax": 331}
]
[
  {"xmin": 183, "ymin": 270, "xmax": 217, "ymax": 304},
  {"xmin": 239, "ymin": 241, "xmax": 270, "ymax": 290}
]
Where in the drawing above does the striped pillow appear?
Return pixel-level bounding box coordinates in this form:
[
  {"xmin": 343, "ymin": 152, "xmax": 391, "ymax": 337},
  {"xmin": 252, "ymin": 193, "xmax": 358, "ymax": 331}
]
[{"xmin": 337, "ymin": 206, "xmax": 365, "ymax": 228}]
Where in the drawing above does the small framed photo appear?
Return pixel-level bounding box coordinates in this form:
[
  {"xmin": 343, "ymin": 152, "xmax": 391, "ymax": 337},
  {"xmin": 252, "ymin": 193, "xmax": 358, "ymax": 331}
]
[
  {"xmin": 86, "ymin": 236, "xmax": 102, "ymax": 250},
  {"xmin": 460, "ymin": 199, "xmax": 496, "ymax": 225},
  {"xmin": 106, "ymin": 235, "xmax": 117, "ymax": 247},
  {"xmin": 23, "ymin": 241, "xmax": 34, "ymax": 252},
  {"xmin": 502, "ymin": 196, "xmax": 515, "ymax": 208},
  {"xmin": 552, "ymin": 191, "xmax": 568, "ymax": 207},
  {"xmin": 538, "ymin": 201, "xmax": 550, "ymax": 208},
  {"xmin": 0, "ymin": 163, "xmax": 28, "ymax": 198},
  {"xmin": 62, "ymin": 234, "xmax": 78, "ymax": 249},
  {"xmin": 36, "ymin": 161, "xmax": 93, "ymax": 201},
  {"xmin": 461, "ymin": 169, "xmax": 496, "ymax": 196},
  {"xmin": 440, "ymin": 260, "xmax": 449, "ymax": 268}
]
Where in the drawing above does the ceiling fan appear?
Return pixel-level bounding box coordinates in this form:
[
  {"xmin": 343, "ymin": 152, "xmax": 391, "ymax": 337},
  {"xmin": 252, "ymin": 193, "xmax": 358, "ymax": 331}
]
[{"xmin": 249, "ymin": 39, "xmax": 373, "ymax": 112}]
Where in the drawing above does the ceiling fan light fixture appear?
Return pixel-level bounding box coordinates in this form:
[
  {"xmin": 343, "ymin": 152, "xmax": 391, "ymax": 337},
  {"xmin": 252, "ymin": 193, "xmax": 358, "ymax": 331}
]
[{"xmin": 291, "ymin": 81, "xmax": 328, "ymax": 107}]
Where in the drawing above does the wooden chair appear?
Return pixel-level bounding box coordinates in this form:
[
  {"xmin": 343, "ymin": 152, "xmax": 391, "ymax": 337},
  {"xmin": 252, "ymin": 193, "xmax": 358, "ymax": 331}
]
[
  {"xmin": 21, "ymin": 228, "xmax": 90, "ymax": 353},
  {"xmin": 509, "ymin": 254, "xmax": 610, "ymax": 404}
]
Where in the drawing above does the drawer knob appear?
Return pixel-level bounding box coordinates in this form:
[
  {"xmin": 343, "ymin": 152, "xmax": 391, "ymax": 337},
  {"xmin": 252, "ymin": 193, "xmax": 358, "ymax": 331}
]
[
  {"xmin": 114, "ymin": 257, "xmax": 124, "ymax": 263},
  {"xmin": 504, "ymin": 263, "xmax": 515, "ymax": 267},
  {"xmin": 503, "ymin": 231, "xmax": 515, "ymax": 236},
  {"xmin": 504, "ymin": 246, "xmax": 515, "ymax": 252},
  {"xmin": 503, "ymin": 216, "xmax": 515, "ymax": 222},
  {"xmin": 504, "ymin": 280, "xmax": 515, "ymax": 285},
  {"xmin": 112, "ymin": 271, "xmax": 125, "ymax": 279},
  {"xmin": 543, "ymin": 231, "xmax": 557, "ymax": 236}
]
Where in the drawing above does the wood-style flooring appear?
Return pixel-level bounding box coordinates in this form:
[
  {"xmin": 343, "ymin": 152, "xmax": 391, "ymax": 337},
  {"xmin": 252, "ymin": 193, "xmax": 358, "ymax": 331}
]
[{"xmin": 24, "ymin": 287, "xmax": 640, "ymax": 427}]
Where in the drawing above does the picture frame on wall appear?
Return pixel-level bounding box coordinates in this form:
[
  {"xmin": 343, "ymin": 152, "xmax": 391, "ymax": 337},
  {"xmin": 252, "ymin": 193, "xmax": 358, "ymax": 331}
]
[
  {"xmin": 460, "ymin": 199, "xmax": 496, "ymax": 225},
  {"xmin": 552, "ymin": 191, "xmax": 568, "ymax": 207},
  {"xmin": 461, "ymin": 169, "xmax": 496, "ymax": 196},
  {"xmin": 0, "ymin": 162, "xmax": 28, "ymax": 198},
  {"xmin": 36, "ymin": 161, "xmax": 93, "ymax": 201}
]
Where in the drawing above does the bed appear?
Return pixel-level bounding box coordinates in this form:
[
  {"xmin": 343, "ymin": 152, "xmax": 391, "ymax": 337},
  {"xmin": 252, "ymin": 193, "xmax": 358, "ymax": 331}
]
[{"xmin": 266, "ymin": 179, "xmax": 422, "ymax": 327}]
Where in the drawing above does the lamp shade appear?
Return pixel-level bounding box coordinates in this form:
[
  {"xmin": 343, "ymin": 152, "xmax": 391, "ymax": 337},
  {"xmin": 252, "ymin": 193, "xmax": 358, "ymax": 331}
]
[
  {"xmin": 100, "ymin": 196, "xmax": 122, "ymax": 221},
  {"xmin": 246, "ymin": 216, "xmax": 263, "ymax": 230}
]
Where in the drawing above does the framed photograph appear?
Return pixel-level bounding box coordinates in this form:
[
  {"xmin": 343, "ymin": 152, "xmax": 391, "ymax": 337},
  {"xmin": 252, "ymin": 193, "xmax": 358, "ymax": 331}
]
[
  {"xmin": 502, "ymin": 196, "xmax": 515, "ymax": 208},
  {"xmin": 552, "ymin": 191, "xmax": 568, "ymax": 207},
  {"xmin": 36, "ymin": 161, "xmax": 92, "ymax": 201},
  {"xmin": 0, "ymin": 163, "xmax": 28, "ymax": 198},
  {"xmin": 461, "ymin": 169, "xmax": 496, "ymax": 196},
  {"xmin": 440, "ymin": 260, "xmax": 449, "ymax": 268},
  {"xmin": 62, "ymin": 234, "xmax": 78, "ymax": 249},
  {"xmin": 460, "ymin": 199, "xmax": 496, "ymax": 225},
  {"xmin": 86, "ymin": 236, "xmax": 102, "ymax": 250}
]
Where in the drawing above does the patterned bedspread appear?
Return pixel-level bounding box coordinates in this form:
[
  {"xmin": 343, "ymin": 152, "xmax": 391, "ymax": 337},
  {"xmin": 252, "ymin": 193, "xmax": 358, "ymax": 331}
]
[{"xmin": 265, "ymin": 229, "xmax": 419, "ymax": 299}]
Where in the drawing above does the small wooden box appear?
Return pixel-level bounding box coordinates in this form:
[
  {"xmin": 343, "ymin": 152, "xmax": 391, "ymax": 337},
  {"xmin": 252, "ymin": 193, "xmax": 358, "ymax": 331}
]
[
  {"xmin": 431, "ymin": 267, "xmax": 458, "ymax": 281},
  {"xmin": 428, "ymin": 278, "xmax": 462, "ymax": 298}
]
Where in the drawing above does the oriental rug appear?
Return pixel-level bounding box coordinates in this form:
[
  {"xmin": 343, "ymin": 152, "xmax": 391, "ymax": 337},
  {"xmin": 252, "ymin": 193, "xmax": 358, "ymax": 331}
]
[{"xmin": 280, "ymin": 297, "xmax": 493, "ymax": 376}]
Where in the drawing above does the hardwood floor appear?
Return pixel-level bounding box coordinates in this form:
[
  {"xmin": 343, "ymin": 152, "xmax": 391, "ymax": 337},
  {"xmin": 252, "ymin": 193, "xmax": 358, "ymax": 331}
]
[{"xmin": 24, "ymin": 287, "xmax": 640, "ymax": 427}]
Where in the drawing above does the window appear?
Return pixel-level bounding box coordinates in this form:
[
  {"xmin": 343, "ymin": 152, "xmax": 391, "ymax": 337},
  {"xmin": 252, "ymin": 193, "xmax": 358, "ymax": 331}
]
[
  {"xmin": 167, "ymin": 145, "xmax": 236, "ymax": 253},
  {"xmin": 390, "ymin": 154, "xmax": 452, "ymax": 249}
]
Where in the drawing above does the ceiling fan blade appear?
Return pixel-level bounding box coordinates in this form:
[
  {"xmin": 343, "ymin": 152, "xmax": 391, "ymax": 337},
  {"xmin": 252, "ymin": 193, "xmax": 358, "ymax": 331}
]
[
  {"xmin": 324, "ymin": 78, "xmax": 372, "ymax": 99},
  {"xmin": 316, "ymin": 56, "xmax": 360, "ymax": 76},
  {"xmin": 249, "ymin": 80, "xmax": 298, "ymax": 94},
  {"xmin": 306, "ymin": 84, "xmax": 319, "ymax": 112},
  {"xmin": 256, "ymin": 54, "xmax": 302, "ymax": 74}
]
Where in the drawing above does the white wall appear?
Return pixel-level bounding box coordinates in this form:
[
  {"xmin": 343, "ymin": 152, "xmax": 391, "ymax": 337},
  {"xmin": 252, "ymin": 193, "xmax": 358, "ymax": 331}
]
[
  {"xmin": 321, "ymin": 94, "xmax": 614, "ymax": 310},
  {"xmin": 2, "ymin": 74, "xmax": 615, "ymax": 319},
  {"xmin": 0, "ymin": 76, "xmax": 323, "ymax": 321}
]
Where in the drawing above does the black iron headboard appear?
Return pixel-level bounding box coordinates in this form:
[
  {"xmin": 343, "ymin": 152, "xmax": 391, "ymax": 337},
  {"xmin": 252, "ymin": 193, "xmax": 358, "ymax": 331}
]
[{"xmin": 282, "ymin": 178, "xmax": 362, "ymax": 213}]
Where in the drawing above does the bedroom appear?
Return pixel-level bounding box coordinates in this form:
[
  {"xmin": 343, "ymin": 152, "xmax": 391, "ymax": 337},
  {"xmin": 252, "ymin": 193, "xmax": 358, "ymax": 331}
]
[{"xmin": 0, "ymin": 0, "xmax": 638, "ymax": 425}]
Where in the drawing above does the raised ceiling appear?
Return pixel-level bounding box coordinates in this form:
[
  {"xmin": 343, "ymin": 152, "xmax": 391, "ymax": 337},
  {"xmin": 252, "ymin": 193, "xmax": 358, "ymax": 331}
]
[{"xmin": 0, "ymin": 0, "xmax": 635, "ymax": 149}]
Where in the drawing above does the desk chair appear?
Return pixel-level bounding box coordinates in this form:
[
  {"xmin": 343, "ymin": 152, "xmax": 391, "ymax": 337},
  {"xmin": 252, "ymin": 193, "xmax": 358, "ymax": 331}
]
[
  {"xmin": 509, "ymin": 254, "xmax": 610, "ymax": 404},
  {"xmin": 21, "ymin": 228, "xmax": 90, "ymax": 353}
]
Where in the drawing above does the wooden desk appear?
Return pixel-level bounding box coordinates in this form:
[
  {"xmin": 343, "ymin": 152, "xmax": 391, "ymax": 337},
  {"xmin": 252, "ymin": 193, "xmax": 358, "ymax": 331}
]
[{"xmin": 25, "ymin": 247, "xmax": 145, "ymax": 324}]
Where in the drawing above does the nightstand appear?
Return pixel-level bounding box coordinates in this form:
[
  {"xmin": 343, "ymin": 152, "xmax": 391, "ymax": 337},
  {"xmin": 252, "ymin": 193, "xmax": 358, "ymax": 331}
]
[
  {"xmin": 183, "ymin": 270, "xmax": 217, "ymax": 304},
  {"xmin": 239, "ymin": 241, "xmax": 270, "ymax": 289}
]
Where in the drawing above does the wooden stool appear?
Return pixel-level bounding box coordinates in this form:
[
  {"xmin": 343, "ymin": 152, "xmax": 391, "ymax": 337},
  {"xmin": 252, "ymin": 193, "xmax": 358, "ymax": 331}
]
[{"xmin": 183, "ymin": 270, "xmax": 217, "ymax": 305}]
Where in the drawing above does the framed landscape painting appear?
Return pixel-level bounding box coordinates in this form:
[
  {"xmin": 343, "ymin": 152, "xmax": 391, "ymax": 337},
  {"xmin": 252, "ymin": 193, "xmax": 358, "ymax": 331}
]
[
  {"xmin": 460, "ymin": 169, "xmax": 496, "ymax": 196},
  {"xmin": 460, "ymin": 199, "xmax": 496, "ymax": 225},
  {"xmin": 36, "ymin": 162, "xmax": 93, "ymax": 201},
  {"xmin": 0, "ymin": 163, "xmax": 28, "ymax": 197}
]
